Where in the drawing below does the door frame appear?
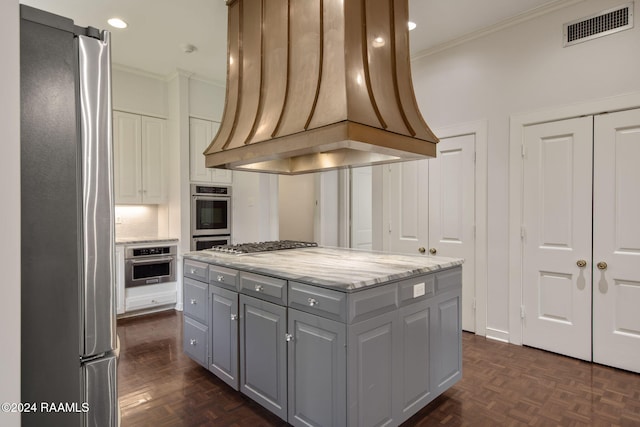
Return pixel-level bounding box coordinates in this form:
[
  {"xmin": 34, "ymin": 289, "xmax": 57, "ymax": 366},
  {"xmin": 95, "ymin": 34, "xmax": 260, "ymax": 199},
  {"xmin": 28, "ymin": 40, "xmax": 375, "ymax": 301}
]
[
  {"xmin": 433, "ymin": 120, "xmax": 488, "ymax": 337},
  {"xmin": 508, "ymin": 91, "xmax": 640, "ymax": 345}
]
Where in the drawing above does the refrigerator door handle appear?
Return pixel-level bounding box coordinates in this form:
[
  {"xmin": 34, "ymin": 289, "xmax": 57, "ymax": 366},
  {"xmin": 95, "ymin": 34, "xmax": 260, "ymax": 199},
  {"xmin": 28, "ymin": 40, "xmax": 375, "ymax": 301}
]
[{"xmin": 78, "ymin": 31, "xmax": 116, "ymax": 357}]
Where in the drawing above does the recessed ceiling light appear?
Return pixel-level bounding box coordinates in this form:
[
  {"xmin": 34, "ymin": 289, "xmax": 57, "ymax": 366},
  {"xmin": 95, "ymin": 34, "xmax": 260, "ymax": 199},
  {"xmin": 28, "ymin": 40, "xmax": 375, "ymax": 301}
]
[
  {"xmin": 180, "ymin": 43, "xmax": 197, "ymax": 54},
  {"xmin": 408, "ymin": 21, "xmax": 417, "ymax": 31},
  {"xmin": 107, "ymin": 18, "xmax": 128, "ymax": 29}
]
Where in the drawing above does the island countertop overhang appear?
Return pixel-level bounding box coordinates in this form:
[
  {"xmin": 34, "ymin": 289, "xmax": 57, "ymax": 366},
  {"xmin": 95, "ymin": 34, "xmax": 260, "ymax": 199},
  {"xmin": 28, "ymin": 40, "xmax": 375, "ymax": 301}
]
[{"xmin": 183, "ymin": 246, "xmax": 463, "ymax": 292}]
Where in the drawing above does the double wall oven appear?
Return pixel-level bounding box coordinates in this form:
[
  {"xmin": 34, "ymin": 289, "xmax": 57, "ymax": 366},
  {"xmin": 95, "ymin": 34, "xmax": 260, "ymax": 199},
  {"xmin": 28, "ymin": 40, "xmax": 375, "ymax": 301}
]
[{"xmin": 191, "ymin": 184, "xmax": 231, "ymax": 250}]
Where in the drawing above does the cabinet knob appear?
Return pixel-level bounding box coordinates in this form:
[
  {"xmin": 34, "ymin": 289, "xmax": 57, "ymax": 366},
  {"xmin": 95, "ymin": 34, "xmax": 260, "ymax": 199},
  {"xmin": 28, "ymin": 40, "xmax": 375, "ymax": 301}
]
[
  {"xmin": 255, "ymin": 284, "xmax": 264, "ymax": 292},
  {"xmin": 576, "ymin": 259, "xmax": 587, "ymax": 268},
  {"xmin": 151, "ymin": 299, "xmax": 158, "ymax": 304},
  {"xmin": 308, "ymin": 298, "xmax": 318, "ymax": 307},
  {"xmin": 429, "ymin": 248, "xmax": 437, "ymax": 255},
  {"xmin": 190, "ymin": 269, "xmax": 197, "ymax": 274},
  {"xmin": 190, "ymin": 339, "xmax": 197, "ymax": 346},
  {"xmin": 217, "ymin": 275, "xmax": 224, "ymax": 282},
  {"xmin": 597, "ymin": 261, "xmax": 608, "ymax": 270},
  {"xmin": 418, "ymin": 247, "xmax": 426, "ymax": 254},
  {"xmin": 285, "ymin": 333, "xmax": 294, "ymax": 342},
  {"xmin": 230, "ymin": 314, "xmax": 238, "ymax": 321}
]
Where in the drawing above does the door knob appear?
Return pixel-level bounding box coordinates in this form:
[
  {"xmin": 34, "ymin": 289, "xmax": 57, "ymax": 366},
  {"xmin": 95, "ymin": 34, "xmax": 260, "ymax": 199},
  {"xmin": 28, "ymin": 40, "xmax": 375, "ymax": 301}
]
[
  {"xmin": 429, "ymin": 248, "xmax": 437, "ymax": 255},
  {"xmin": 576, "ymin": 260, "xmax": 587, "ymax": 268},
  {"xmin": 418, "ymin": 247, "xmax": 426, "ymax": 254},
  {"xmin": 597, "ymin": 261, "xmax": 608, "ymax": 270}
]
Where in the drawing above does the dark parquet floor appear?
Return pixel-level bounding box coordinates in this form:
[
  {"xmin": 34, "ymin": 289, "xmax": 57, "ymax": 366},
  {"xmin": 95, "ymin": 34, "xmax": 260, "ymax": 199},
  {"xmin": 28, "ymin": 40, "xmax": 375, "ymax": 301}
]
[{"xmin": 117, "ymin": 310, "xmax": 640, "ymax": 427}]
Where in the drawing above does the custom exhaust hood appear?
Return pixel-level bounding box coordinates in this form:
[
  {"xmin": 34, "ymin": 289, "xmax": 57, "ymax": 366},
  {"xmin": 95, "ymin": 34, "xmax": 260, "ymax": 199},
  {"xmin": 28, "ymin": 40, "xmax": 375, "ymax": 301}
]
[{"xmin": 204, "ymin": 0, "xmax": 438, "ymax": 175}]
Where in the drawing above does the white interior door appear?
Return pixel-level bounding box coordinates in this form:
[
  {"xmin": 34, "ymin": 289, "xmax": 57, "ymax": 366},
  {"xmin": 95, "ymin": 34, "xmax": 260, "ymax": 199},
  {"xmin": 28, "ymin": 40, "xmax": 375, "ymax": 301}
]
[
  {"xmin": 428, "ymin": 134, "xmax": 476, "ymax": 332},
  {"xmin": 593, "ymin": 109, "xmax": 640, "ymax": 373},
  {"xmin": 522, "ymin": 117, "xmax": 593, "ymax": 361},
  {"xmin": 387, "ymin": 160, "xmax": 429, "ymax": 255}
]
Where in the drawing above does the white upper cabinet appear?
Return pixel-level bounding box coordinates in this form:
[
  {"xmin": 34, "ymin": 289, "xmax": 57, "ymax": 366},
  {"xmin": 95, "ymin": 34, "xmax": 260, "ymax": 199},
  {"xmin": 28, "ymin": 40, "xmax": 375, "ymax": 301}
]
[
  {"xmin": 113, "ymin": 111, "xmax": 167, "ymax": 204},
  {"xmin": 189, "ymin": 117, "xmax": 232, "ymax": 184}
]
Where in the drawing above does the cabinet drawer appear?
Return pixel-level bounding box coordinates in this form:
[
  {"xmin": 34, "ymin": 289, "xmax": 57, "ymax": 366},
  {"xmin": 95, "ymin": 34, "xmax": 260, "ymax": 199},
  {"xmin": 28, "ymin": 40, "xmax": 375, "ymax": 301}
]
[
  {"xmin": 398, "ymin": 274, "xmax": 435, "ymax": 307},
  {"xmin": 184, "ymin": 277, "xmax": 208, "ymax": 323},
  {"xmin": 184, "ymin": 259, "xmax": 209, "ymax": 282},
  {"xmin": 125, "ymin": 290, "xmax": 176, "ymax": 312},
  {"xmin": 436, "ymin": 267, "xmax": 462, "ymax": 293},
  {"xmin": 240, "ymin": 272, "xmax": 287, "ymax": 305},
  {"xmin": 209, "ymin": 265, "xmax": 239, "ymax": 291},
  {"xmin": 184, "ymin": 316, "xmax": 207, "ymax": 368},
  {"xmin": 289, "ymin": 282, "xmax": 347, "ymax": 322},
  {"xmin": 348, "ymin": 284, "xmax": 398, "ymax": 324}
]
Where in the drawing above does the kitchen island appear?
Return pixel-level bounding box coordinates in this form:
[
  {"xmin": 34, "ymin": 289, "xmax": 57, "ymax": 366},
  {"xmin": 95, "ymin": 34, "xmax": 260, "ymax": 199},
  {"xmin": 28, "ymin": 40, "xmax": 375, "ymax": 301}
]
[{"xmin": 183, "ymin": 245, "xmax": 463, "ymax": 427}]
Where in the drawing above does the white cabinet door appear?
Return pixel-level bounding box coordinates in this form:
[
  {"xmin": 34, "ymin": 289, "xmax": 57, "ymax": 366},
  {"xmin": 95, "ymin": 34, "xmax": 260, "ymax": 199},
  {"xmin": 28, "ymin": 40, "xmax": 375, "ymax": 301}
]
[
  {"xmin": 428, "ymin": 134, "xmax": 476, "ymax": 332},
  {"xmin": 140, "ymin": 116, "xmax": 166, "ymax": 204},
  {"xmin": 387, "ymin": 160, "xmax": 429, "ymax": 256},
  {"xmin": 190, "ymin": 118, "xmax": 213, "ymax": 182},
  {"xmin": 522, "ymin": 117, "xmax": 593, "ymax": 361},
  {"xmin": 593, "ymin": 109, "xmax": 640, "ymax": 373},
  {"xmin": 113, "ymin": 111, "xmax": 166, "ymax": 204},
  {"xmin": 113, "ymin": 111, "xmax": 142, "ymax": 204},
  {"xmin": 190, "ymin": 117, "xmax": 231, "ymax": 184}
]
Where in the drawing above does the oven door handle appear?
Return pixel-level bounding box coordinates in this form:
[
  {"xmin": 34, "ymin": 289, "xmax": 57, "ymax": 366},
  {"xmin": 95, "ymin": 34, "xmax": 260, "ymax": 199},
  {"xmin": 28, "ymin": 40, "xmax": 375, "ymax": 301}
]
[
  {"xmin": 193, "ymin": 195, "xmax": 229, "ymax": 201},
  {"xmin": 127, "ymin": 257, "xmax": 175, "ymax": 265}
]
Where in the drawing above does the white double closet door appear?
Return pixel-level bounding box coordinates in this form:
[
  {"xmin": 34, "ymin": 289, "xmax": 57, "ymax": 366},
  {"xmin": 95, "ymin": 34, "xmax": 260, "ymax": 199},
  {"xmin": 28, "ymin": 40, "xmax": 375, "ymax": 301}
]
[{"xmin": 522, "ymin": 108, "xmax": 640, "ymax": 373}]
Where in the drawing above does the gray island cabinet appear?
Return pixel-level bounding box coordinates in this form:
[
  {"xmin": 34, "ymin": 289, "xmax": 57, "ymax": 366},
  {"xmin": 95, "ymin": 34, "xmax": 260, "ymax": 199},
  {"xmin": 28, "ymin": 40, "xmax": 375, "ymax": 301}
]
[{"xmin": 182, "ymin": 247, "xmax": 463, "ymax": 427}]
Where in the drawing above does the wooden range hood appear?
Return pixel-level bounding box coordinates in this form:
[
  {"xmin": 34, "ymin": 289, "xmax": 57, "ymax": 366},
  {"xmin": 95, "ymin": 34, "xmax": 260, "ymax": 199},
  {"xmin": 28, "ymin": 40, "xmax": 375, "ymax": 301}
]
[{"xmin": 205, "ymin": 0, "xmax": 438, "ymax": 175}]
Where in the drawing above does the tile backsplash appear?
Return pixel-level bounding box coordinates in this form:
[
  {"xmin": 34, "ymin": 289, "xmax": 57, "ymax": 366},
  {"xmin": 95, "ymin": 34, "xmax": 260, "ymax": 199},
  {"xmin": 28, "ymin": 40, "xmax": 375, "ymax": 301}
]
[{"xmin": 115, "ymin": 205, "xmax": 160, "ymax": 238}]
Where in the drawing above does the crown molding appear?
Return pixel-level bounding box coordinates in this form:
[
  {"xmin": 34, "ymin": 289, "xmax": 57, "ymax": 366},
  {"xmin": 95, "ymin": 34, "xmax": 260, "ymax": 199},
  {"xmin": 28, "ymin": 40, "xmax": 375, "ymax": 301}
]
[
  {"xmin": 411, "ymin": 0, "xmax": 585, "ymax": 61},
  {"xmin": 111, "ymin": 63, "xmax": 167, "ymax": 81}
]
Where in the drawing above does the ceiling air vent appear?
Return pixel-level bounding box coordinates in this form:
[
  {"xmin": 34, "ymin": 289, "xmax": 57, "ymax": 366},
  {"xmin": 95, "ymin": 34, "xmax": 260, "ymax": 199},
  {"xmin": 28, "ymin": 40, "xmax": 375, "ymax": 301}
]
[{"xmin": 563, "ymin": 2, "xmax": 634, "ymax": 46}]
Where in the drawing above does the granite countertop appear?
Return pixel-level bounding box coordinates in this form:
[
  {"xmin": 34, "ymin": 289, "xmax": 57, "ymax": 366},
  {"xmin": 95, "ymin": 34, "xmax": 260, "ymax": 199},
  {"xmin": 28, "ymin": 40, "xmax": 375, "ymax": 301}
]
[
  {"xmin": 184, "ymin": 247, "xmax": 463, "ymax": 292},
  {"xmin": 116, "ymin": 236, "xmax": 179, "ymax": 245}
]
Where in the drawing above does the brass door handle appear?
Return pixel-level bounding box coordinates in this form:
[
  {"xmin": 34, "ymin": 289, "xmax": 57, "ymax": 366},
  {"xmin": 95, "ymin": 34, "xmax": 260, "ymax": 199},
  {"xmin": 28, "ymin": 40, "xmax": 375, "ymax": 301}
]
[
  {"xmin": 597, "ymin": 261, "xmax": 608, "ymax": 270},
  {"xmin": 418, "ymin": 247, "xmax": 426, "ymax": 254},
  {"xmin": 576, "ymin": 260, "xmax": 587, "ymax": 268},
  {"xmin": 429, "ymin": 248, "xmax": 437, "ymax": 255}
]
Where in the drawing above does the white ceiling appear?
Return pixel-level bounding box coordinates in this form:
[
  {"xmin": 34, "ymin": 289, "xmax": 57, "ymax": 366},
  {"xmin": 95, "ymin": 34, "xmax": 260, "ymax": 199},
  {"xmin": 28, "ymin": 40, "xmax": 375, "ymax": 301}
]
[{"xmin": 20, "ymin": 0, "xmax": 575, "ymax": 84}]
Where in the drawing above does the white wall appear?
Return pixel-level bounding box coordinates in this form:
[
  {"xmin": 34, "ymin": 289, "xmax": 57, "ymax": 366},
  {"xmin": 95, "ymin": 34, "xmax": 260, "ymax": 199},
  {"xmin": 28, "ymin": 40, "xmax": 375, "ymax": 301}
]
[
  {"xmin": 112, "ymin": 65, "xmax": 168, "ymax": 118},
  {"xmin": 409, "ymin": 0, "xmax": 640, "ymax": 340},
  {"xmin": 279, "ymin": 174, "xmax": 316, "ymax": 241},
  {"xmin": 189, "ymin": 77, "xmax": 226, "ymax": 121},
  {"xmin": 0, "ymin": 1, "xmax": 21, "ymax": 425},
  {"xmin": 232, "ymin": 171, "xmax": 279, "ymax": 243}
]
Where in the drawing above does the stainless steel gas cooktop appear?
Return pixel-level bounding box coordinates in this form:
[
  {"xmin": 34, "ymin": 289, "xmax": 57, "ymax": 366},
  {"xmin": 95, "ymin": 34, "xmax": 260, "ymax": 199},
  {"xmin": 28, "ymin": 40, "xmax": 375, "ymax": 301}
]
[{"xmin": 205, "ymin": 240, "xmax": 318, "ymax": 255}]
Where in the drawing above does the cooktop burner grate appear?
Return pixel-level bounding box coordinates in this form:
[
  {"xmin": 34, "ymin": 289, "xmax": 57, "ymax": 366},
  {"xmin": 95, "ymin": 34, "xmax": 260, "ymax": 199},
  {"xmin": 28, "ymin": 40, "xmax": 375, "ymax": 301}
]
[{"xmin": 205, "ymin": 240, "xmax": 318, "ymax": 254}]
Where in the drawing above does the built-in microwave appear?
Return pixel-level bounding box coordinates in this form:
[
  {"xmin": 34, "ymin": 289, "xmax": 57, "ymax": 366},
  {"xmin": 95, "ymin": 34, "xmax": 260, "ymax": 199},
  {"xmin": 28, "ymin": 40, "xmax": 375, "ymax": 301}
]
[
  {"xmin": 191, "ymin": 184, "xmax": 231, "ymax": 250},
  {"xmin": 124, "ymin": 245, "xmax": 177, "ymax": 288}
]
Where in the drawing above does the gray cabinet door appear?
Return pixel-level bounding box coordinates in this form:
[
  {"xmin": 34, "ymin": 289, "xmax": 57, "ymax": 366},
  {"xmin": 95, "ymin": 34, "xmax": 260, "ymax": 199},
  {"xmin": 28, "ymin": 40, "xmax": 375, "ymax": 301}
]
[
  {"xmin": 398, "ymin": 300, "xmax": 433, "ymax": 423},
  {"xmin": 347, "ymin": 310, "xmax": 401, "ymax": 427},
  {"xmin": 240, "ymin": 294, "xmax": 288, "ymax": 420},
  {"xmin": 432, "ymin": 288, "xmax": 462, "ymax": 395},
  {"xmin": 287, "ymin": 309, "xmax": 347, "ymax": 427},
  {"xmin": 209, "ymin": 285, "xmax": 239, "ymax": 390}
]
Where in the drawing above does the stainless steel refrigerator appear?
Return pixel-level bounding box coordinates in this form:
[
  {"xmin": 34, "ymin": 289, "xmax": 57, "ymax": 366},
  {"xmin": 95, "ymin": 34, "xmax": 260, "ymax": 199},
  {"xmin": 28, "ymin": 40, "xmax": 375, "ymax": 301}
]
[{"xmin": 20, "ymin": 5, "xmax": 118, "ymax": 427}]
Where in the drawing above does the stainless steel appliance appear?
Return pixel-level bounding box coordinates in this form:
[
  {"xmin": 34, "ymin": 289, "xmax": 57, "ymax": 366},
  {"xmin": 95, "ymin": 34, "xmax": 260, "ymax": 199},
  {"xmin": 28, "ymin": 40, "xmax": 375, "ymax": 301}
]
[
  {"xmin": 193, "ymin": 235, "xmax": 232, "ymax": 251},
  {"xmin": 125, "ymin": 245, "xmax": 177, "ymax": 287},
  {"xmin": 206, "ymin": 240, "xmax": 318, "ymax": 255},
  {"xmin": 20, "ymin": 5, "xmax": 117, "ymax": 426},
  {"xmin": 191, "ymin": 184, "xmax": 231, "ymax": 250}
]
